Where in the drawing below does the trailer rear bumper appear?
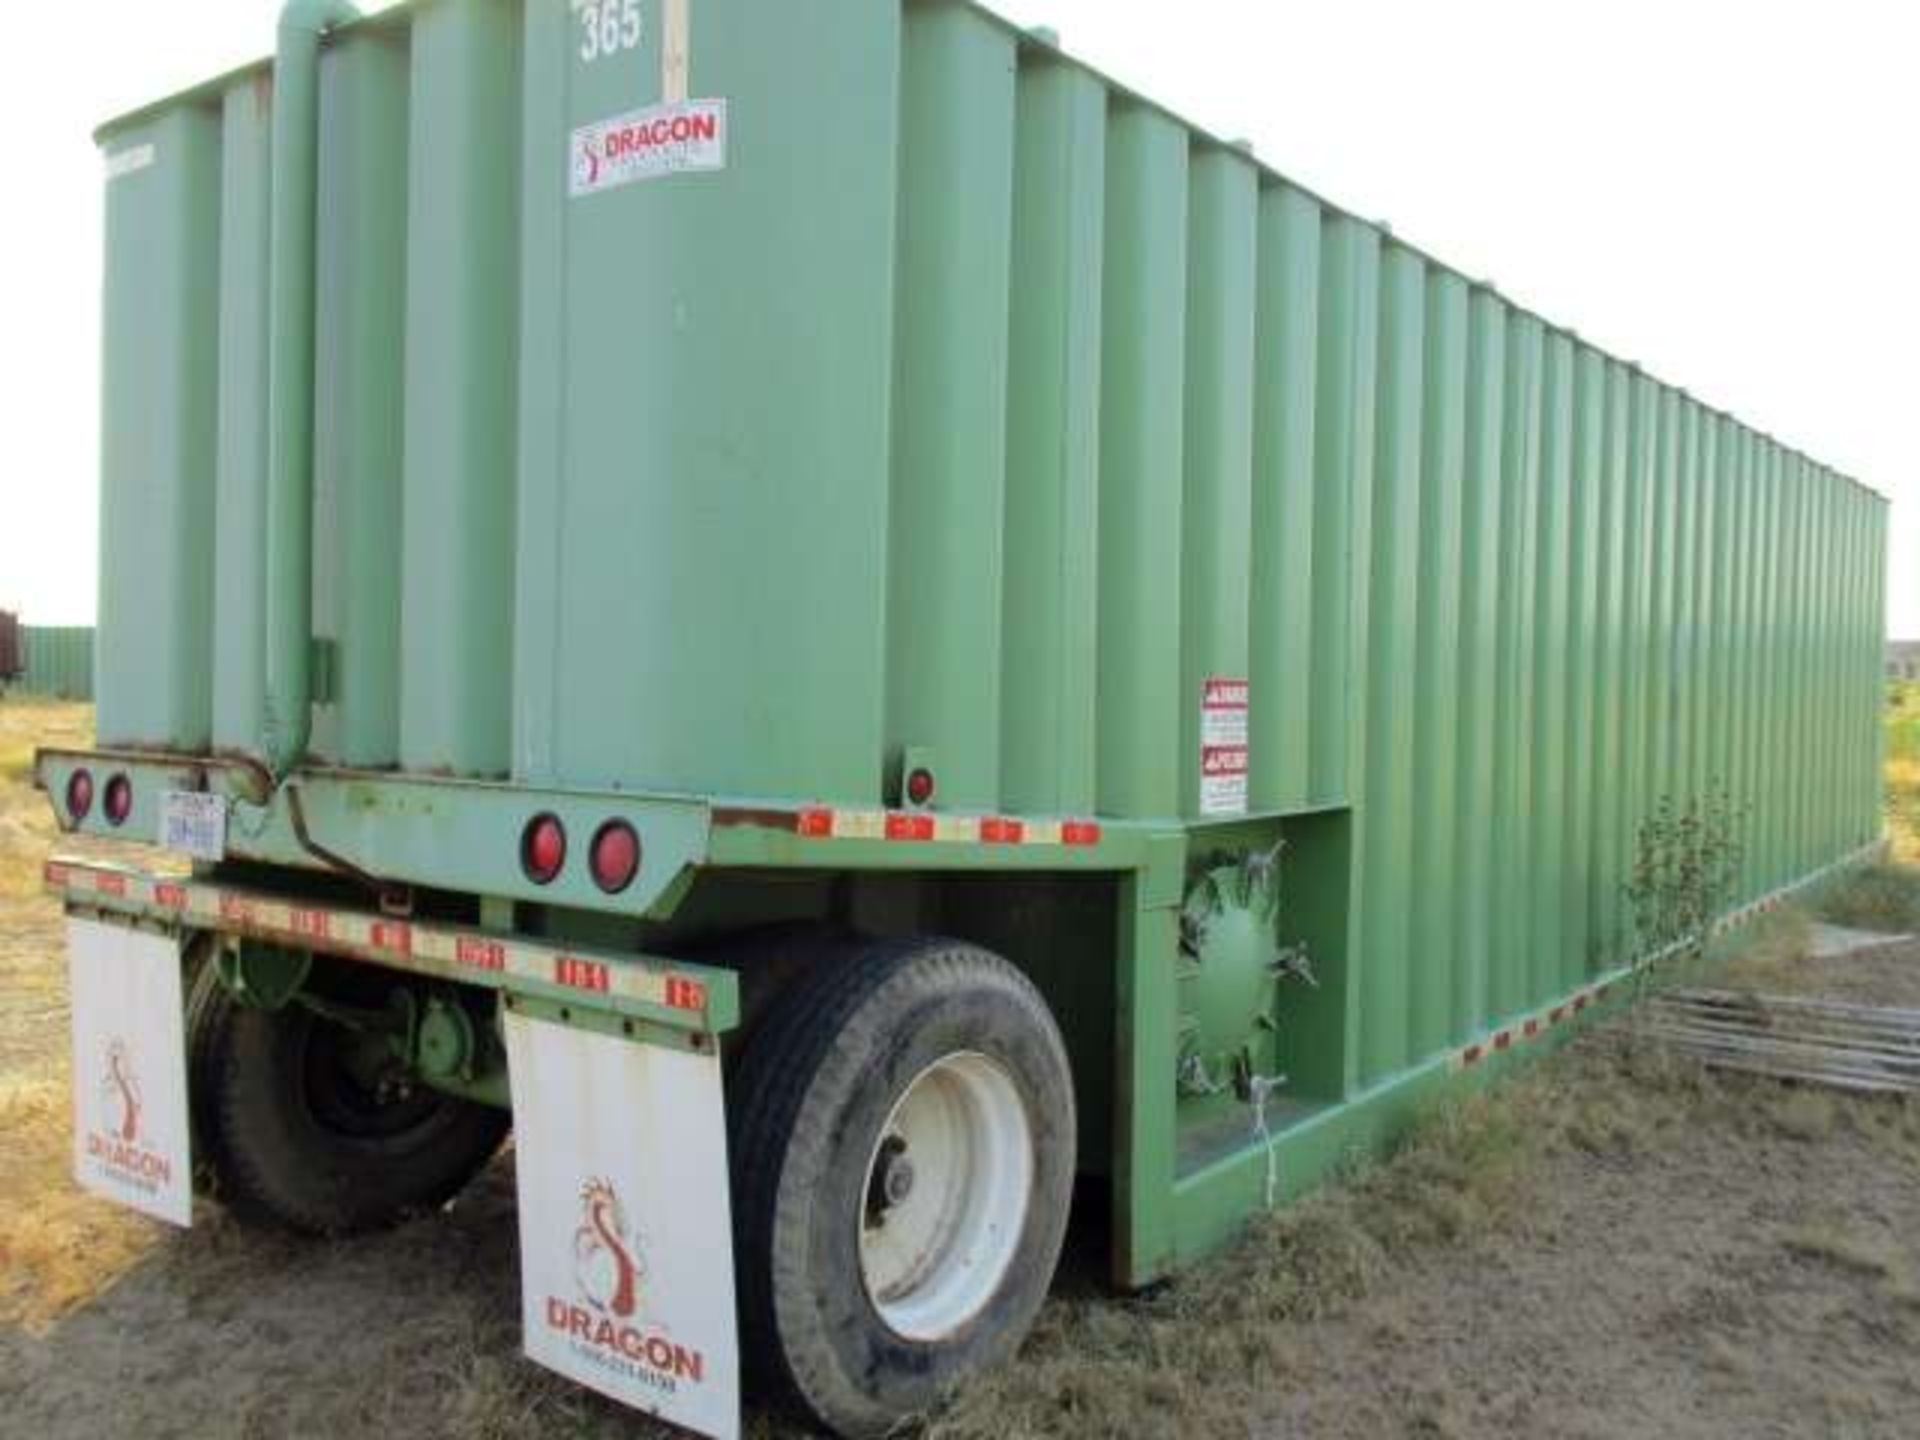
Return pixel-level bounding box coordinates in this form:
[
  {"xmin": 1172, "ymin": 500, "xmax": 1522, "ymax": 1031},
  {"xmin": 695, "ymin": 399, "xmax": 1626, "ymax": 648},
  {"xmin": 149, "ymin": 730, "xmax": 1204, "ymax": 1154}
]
[{"xmin": 44, "ymin": 855, "xmax": 739, "ymax": 1046}]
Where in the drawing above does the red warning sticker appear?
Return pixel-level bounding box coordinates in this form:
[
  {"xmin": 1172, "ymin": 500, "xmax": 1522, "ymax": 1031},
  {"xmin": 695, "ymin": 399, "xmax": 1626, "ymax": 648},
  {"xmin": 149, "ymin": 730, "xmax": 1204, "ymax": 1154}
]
[{"xmin": 1200, "ymin": 677, "xmax": 1250, "ymax": 817}]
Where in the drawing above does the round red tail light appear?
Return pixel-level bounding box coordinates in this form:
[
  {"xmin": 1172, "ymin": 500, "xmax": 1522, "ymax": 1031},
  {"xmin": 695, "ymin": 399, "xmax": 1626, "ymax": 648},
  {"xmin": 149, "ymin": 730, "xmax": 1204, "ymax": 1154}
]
[
  {"xmin": 905, "ymin": 766, "xmax": 936, "ymax": 807},
  {"xmin": 65, "ymin": 769, "xmax": 94, "ymax": 823},
  {"xmin": 104, "ymin": 774, "xmax": 133, "ymax": 827},
  {"xmin": 590, "ymin": 821, "xmax": 641, "ymax": 894},
  {"xmin": 520, "ymin": 814, "xmax": 567, "ymax": 885}
]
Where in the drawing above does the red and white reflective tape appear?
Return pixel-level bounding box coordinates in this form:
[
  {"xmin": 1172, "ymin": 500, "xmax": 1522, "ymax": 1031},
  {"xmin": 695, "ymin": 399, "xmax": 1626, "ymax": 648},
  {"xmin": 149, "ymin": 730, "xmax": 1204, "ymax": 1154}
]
[
  {"xmin": 44, "ymin": 859, "xmax": 709, "ymax": 1017},
  {"xmin": 1453, "ymin": 980, "xmax": 1615, "ymax": 1070},
  {"xmin": 792, "ymin": 809, "xmax": 1102, "ymax": 848}
]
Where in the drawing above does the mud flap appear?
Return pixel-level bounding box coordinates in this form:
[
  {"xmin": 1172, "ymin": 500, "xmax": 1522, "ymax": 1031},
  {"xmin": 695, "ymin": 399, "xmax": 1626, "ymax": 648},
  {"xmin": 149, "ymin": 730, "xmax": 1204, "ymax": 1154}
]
[
  {"xmin": 67, "ymin": 915, "xmax": 193, "ymax": 1227},
  {"xmin": 504, "ymin": 1012, "xmax": 740, "ymax": 1440}
]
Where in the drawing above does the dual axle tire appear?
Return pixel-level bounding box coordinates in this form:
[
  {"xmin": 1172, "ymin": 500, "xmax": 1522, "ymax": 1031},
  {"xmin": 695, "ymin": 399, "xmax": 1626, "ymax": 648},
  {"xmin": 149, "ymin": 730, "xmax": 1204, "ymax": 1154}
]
[
  {"xmin": 190, "ymin": 975, "xmax": 507, "ymax": 1236},
  {"xmin": 729, "ymin": 936, "xmax": 1076, "ymax": 1437}
]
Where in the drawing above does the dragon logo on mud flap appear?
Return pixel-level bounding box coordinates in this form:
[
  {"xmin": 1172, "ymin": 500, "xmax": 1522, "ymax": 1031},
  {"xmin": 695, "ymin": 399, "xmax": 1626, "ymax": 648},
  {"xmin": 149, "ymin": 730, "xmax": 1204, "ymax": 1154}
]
[
  {"xmin": 84, "ymin": 1037, "xmax": 171, "ymax": 1193},
  {"xmin": 104, "ymin": 1038, "xmax": 143, "ymax": 1143},
  {"xmin": 544, "ymin": 1177, "xmax": 707, "ymax": 1391},
  {"xmin": 575, "ymin": 1177, "xmax": 645, "ymax": 1318}
]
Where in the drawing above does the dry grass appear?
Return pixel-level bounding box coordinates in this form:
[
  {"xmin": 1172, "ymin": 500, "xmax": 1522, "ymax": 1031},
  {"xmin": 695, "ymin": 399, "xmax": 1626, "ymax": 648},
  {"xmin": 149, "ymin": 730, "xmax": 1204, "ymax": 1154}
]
[
  {"xmin": 1814, "ymin": 861, "xmax": 1920, "ymax": 936},
  {"xmin": 0, "ymin": 1074, "xmax": 165, "ymax": 1331},
  {"xmin": 1886, "ymin": 683, "xmax": 1920, "ymax": 861},
  {"xmin": 0, "ymin": 699, "xmax": 90, "ymax": 900}
]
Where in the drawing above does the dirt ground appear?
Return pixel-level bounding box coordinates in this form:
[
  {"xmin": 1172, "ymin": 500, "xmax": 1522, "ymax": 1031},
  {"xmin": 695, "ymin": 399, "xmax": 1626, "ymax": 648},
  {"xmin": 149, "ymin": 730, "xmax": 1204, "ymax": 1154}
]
[{"xmin": 3, "ymin": 698, "xmax": 1918, "ymax": 1439}]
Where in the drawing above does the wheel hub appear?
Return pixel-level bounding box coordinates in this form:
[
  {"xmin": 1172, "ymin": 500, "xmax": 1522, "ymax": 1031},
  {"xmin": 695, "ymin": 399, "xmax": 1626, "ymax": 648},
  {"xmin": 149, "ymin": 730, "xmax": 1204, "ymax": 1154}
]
[{"xmin": 857, "ymin": 1051, "xmax": 1034, "ymax": 1342}]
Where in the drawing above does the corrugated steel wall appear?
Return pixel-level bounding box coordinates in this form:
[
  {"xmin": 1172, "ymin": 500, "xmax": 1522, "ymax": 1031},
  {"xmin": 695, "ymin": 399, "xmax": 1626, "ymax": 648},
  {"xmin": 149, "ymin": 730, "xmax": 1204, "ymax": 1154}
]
[
  {"xmin": 16, "ymin": 627, "xmax": 96, "ymax": 702},
  {"xmin": 90, "ymin": 0, "xmax": 1886, "ymax": 1067}
]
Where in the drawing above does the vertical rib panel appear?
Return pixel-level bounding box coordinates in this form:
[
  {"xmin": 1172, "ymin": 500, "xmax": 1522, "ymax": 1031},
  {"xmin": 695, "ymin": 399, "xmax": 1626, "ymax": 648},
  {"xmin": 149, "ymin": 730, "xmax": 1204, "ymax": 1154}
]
[
  {"xmin": 1590, "ymin": 361, "xmax": 1630, "ymax": 962},
  {"xmin": 96, "ymin": 106, "xmax": 222, "ymax": 751},
  {"xmin": 212, "ymin": 79, "xmax": 274, "ymax": 755},
  {"xmin": 1313, "ymin": 218, "xmax": 1380, "ymax": 1095},
  {"xmin": 1452, "ymin": 288, "xmax": 1505, "ymax": 1035},
  {"xmin": 1529, "ymin": 332, "xmax": 1573, "ymax": 1000},
  {"xmin": 1564, "ymin": 345, "xmax": 1603, "ymax": 981},
  {"xmin": 1306, "ymin": 219, "xmax": 1380, "ymax": 814},
  {"xmin": 1729, "ymin": 427, "xmax": 1757, "ymax": 897},
  {"xmin": 311, "ymin": 30, "xmax": 409, "ymax": 767},
  {"xmin": 1490, "ymin": 314, "xmax": 1542, "ymax": 1016},
  {"xmin": 887, "ymin": 6, "xmax": 1018, "ymax": 811},
  {"xmin": 1001, "ymin": 54, "xmax": 1105, "ymax": 816},
  {"xmin": 1618, "ymin": 373, "xmax": 1656, "ymax": 942},
  {"xmin": 1759, "ymin": 442, "xmax": 1784, "ymax": 884},
  {"xmin": 1248, "ymin": 186, "xmax": 1321, "ymax": 813},
  {"xmin": 1410, "ymin": 271, "xmax": 1467, "ymax": 1055},
  {"xmin": 1670, "ymin": 400, "xmax": 1698, "ymax": 805},
  {"xmin": 1645, "ymin": 389, "xmax": 1679, "ymax": 852},
  {"xmin": 1787, "ymin": 457, "xmax": 1812, "ymax": 871},
  {"xmin": 1178, "ymin": 147, "xmax": 1260, "ymax": 819},
  {"xmin": 1357, "ymin": 245, "xmax": 1425, "ymax": 1082},
  {"xmin": 1096, "ymin": 104, "xmax": 1188, "ymax": 817},
  {"xmin": 398, "ymin": 0, "xmax": 520, "ymax": 776},
  {"xmin": 1709, "ymin": 418, "xmax": 1736, "ymax": 806},
  {"xmin": 1697, "ymin": 410, "xmax": 1728, "ymax": 806}
]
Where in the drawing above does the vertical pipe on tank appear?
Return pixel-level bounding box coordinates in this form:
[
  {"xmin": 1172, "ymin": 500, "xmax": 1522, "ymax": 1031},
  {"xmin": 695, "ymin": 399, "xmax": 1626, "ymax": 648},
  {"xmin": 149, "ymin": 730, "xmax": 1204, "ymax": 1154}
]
[
  {"xmin": 1178, "ymin": 146, "xmax": 1259, "ymax": 820},
  {"xmin": 1357, "ymin": 244, "xmax": 1424, "ymax": 1083},
  {"xmin": 212, "ymin": 78, "xmax": 274, "ymax": 755},
  {"xmin": 1409, "ymin": 271, "xmax": 1466, "ymax": 1058},
  {"xmin": 1451, "ymin": 287, "xmax": 1505, "ymax": 1036},
  {"xmin": 1000, "ymin": 54, "xmax": 1105, "ymax": 816},
  {"xmin": 399, "ymin": 0, "xmax": 520, "ymax": 777},
  {"xmin": 887, "ymin": 5, "xmax": 1018, "ymax": 811},
  {"xmin": 1096, "ymin": 104, "xmax": 1189, "ymax": 819},
  {"xmin": 260, "ymin": 0, "xmax": 359, "ymax": 779},
  {"xmin": 1248, "ymin": 186, "xmax": 1320, "ymax": 814}
]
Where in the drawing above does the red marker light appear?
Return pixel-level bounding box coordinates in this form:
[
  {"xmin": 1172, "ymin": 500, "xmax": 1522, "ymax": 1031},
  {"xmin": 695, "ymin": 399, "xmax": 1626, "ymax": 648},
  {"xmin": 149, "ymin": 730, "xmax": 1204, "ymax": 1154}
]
[
  {"xmin": 905, "ymin": 767, "xmax": 936, "ymax": 807},
  {"xmin": 66, "ymin": 769, "xmax": 94, "ymax": 823},
  {"xmin": 589, "ymin": 821, "xmax": 641, "ymax": 894},
  {"xmin": 103, "ymin": 774, "xmax": 133, "ymax": 827},
  {"xmin": 521, "ymin": 814, "xmax": 567, "ymax": 885}
]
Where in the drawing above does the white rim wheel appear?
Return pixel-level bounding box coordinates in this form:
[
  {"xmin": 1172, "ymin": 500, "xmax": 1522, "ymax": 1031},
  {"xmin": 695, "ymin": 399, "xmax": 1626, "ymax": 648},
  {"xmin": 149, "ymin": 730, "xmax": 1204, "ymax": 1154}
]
[{"xmin": 857, "ymin": 1050, "xmax": 1035, "ymax": 1342}]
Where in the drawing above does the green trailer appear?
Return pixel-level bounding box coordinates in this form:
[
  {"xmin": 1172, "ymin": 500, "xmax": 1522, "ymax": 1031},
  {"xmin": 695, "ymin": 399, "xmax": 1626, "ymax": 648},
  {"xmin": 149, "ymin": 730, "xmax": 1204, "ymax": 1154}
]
[{"xmin": 41, "ymin": 1, "xmax": 1885, "ymax": 1435}]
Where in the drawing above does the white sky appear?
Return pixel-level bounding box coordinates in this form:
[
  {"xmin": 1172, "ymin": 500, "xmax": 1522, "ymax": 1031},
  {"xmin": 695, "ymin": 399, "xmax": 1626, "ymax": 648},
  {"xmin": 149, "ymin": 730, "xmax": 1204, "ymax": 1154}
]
[{"xmin": 0, "ymin": 0, "xmax": 1911, "ymax": 633}]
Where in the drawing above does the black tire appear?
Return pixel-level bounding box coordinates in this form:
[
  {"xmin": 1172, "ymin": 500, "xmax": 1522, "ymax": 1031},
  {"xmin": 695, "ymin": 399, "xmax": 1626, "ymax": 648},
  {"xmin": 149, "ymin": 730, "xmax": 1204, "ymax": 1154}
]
[
  {"xmin": 194, "ymin": 986, "xmax": 508, "ymax": 1235},
  {"xmin": 729, "ymin": 936, "xmax": 1075, "ymax": 1437}
]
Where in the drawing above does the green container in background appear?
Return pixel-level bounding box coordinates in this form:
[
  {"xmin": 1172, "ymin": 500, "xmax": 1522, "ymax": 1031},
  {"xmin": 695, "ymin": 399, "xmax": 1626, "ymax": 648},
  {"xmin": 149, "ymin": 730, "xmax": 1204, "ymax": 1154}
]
[{"xmin": 18, "ymin": 627, "xmax": 96, "ymax": 702}]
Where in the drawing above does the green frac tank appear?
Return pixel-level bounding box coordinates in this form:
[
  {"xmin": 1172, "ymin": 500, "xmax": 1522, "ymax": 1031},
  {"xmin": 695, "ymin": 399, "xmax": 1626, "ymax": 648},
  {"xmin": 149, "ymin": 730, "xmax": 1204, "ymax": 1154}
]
[{"xmin": 92, "ymin": 0, "xmax": 1886, "ymax": 1087}]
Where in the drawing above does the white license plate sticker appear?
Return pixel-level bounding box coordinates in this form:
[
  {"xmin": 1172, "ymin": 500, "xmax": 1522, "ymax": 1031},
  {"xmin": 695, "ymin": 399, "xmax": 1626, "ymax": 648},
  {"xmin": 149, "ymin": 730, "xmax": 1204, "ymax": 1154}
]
[
  {"xmin": 159, "ymin": 790, "xmax": 227, "ymax": 860},
  {"xmin": 505, "ymin": 1013, "xmax": 739, "ymax": 1440},
  {"xmin": 68, "ymin": 916, "xmax": 193, "ymax": 1227}
]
